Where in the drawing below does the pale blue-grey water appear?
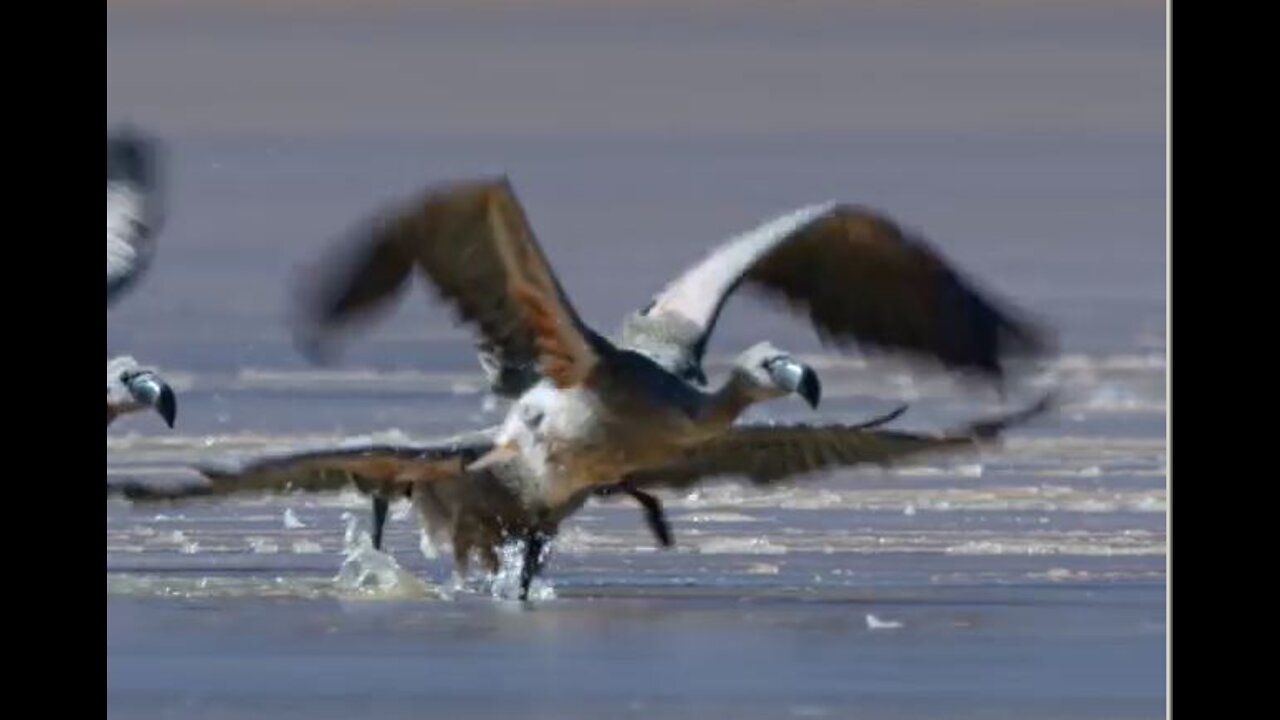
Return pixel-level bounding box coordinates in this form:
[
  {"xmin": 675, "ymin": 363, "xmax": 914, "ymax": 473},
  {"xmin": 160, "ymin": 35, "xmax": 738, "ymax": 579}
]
[{"xmin": 107, "ymin": 2, "xmax": 1167, "ymax": 718}]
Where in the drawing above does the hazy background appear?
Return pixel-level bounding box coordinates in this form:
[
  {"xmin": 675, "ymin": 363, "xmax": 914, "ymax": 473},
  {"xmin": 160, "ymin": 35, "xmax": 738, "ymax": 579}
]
[{"xmin": 108, "ymin": 0, "xmax": 1164, "ymax": 381}]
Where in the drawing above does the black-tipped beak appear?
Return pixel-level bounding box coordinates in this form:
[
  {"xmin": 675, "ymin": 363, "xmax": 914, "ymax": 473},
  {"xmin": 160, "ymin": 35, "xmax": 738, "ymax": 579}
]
[
  {"xmin": 692, "ymin": 367, "xmax": 709, "ymax": 386},
  {"xmin": 128, "ymin": 373, "xmax": 178, "ymax": 428},
  {"xmin": 155, "ymin": 385, "xmax": 177, "ymax": 428},
  {"xmin": 768, "ymin": 358, "xmax": 822, "ymax": 409}
]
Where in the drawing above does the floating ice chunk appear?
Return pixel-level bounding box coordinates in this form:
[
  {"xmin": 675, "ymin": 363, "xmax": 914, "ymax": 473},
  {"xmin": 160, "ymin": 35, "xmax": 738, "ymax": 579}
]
[
  {"xmin": 283, "ymin": 508, "xmax": 307, "ymax": 529},
  {"xmin": 291, "ymin": 540, "xmax": 323, "ymax": 554},
  {"xmin": 683, "ymin": 512, "xmax": 757, "ymax": 523},
  {"xmin": 698, "ymin": 536, "xmax": 787, "ymax": 555},
  {"xmin": 248, "ymin": 537, "xmax": 280, "ymax": 554},
  {"xmin": 866, "ymin": 614, "xmax": 904, "ymax": 630}
]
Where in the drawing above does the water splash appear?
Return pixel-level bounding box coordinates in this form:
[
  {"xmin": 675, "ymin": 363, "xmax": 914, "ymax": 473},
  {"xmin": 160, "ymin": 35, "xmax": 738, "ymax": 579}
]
[
  {"xmin": 487, "ymin": 539, "xmax": 556, "ymax": 602},
  {"xmin": 332, "ymin": 513, "xmax": 439, "ymax": 599},
  {"xmin": 418, "ymin": 529, "xmax": 440, "ymax": 560}
]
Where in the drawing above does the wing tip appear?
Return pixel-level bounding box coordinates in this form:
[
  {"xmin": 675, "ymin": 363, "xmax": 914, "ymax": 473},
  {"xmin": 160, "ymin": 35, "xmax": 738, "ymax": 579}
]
[
  {"xmin": 109, "ymin": 479, "xmax": 216, "ymax": 503},
  {"xmin": 963, "ymin": 391, "xmax": 1058, "ymax": 440},
  {"xmin": 107, "ymin": 125, "xmax": 162, "ymax": 187},
  {"xmin": 193, "ymin": 458, "xmax": 244, "ymax": 481},
  {"xmin": 290, "ymin": 321, "xmax": 343, "ymax": 367},
  {"xmin": 850, "ymin": 403, "xmax": 910, "ymax": 430},
  {"xmin": 432, "ymin": 175, "xmax": 516, "ymax": 209}
]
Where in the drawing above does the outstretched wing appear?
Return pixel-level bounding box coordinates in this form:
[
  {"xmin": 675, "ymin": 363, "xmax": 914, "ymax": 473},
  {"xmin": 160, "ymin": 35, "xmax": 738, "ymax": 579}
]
[
  {"xmin": 626, "ymin": 204, "xmax": 1050, "ymax": 383},
  {"xmin": 107, "ymin": 128, "xmax": 163, "ymax": 306},
  {"xmin": 625, "ymin": 395, "xmax": 1052, "ymax": 490},
  {"xmin": 112, "ymin": 430, "xmax": 494, "ymax": 502},
  {"xmin": 294, "ymin": 177, "xmax": 605, "ymax": 389}
]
